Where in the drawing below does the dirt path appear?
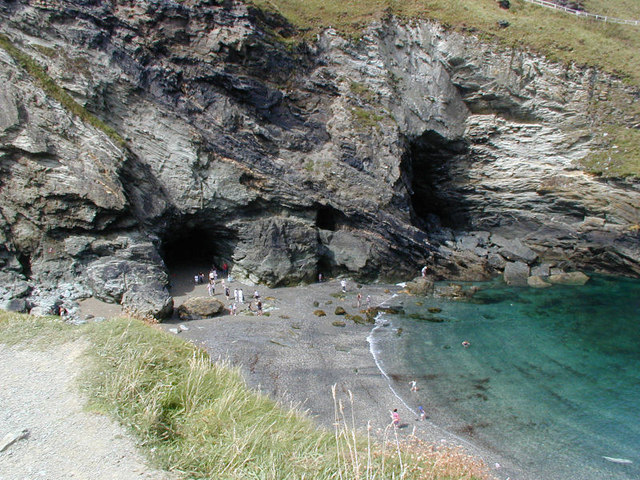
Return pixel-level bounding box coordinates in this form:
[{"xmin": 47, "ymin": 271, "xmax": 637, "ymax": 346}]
[{"xmin": 0, "ymin": 341, "xmax": 175, "ymax": 480}]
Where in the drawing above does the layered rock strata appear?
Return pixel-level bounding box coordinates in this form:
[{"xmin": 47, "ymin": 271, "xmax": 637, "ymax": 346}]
[{"xmin": 0, "ymin": 0, "xmax": 638, "ymax": 318}]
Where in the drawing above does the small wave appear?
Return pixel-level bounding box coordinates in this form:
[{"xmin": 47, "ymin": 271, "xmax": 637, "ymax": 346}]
[{"xmin": 603, "ymin": 456, "xmax": 633, "ymax": 464}]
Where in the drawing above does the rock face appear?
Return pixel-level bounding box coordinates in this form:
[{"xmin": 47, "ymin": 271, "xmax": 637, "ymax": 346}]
[{"xmin": 0, "ymin": 1, "xmax": 638, "ymax": 317}]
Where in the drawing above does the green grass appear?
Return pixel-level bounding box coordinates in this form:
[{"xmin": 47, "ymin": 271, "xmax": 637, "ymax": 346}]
[
  {"xmin": 250, "ymin": 0, "xmax": 640, "ymax": 83},
  {"xmin": 0, "ymin": 34, "xmax": 126, "ymax": 148},
  {"xmin": 0, "ymin": 311, "xmax": 493, "ymax": 479},
  {"xmin": 351, "ymin": 107, "xmax": 387, "ymax": 131}
]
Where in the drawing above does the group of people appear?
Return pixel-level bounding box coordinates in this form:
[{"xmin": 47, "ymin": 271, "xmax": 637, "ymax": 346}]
[{"xmin": 196, "ymin": 266, "xmax": 263, "ymax": 316}]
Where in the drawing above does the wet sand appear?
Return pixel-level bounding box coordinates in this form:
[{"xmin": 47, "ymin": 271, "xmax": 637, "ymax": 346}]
[{"xmin": 79, "ymin": 270, "xmax": 524, "ymax": 480}]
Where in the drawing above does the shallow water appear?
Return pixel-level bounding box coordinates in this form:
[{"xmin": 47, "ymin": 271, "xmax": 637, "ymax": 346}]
[{"xmin": 370, "ymin": 275, "xmax": 640, "ymax": 480}]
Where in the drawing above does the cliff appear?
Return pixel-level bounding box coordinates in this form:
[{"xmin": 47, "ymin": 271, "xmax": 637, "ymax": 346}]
[{"xmin": 0, "ymin": 0, "xmax": 638, "ymax": 318}]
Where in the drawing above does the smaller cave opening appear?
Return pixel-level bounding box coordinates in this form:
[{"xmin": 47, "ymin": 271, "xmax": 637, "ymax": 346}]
[
  {"xmin": 17, "ymin": 252, "xmax": 32, "ymax": 278},
  {"xmin": 316, "ymin": 252, "xmax": 333, "ymax": 280},
  {"xmin": 402, "ymin": 131, "xmax": 470, "ymax": 230},
  {"xmin": 316, "ymin": 204, "xmax": 344, "ymax": 232}
]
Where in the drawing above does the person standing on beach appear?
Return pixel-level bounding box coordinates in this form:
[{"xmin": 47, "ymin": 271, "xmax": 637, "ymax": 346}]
[
  {"xmin": 410, "ymin": 380, "xmax": 418, "ymax": 392},
  {"xmin": 318, "ymin": 272, "xmax": 323, "ymax": 283},
  {"xmin": 391, "ymin": 409, "xmax": 400, "ymax": 427},
  {"xmin": 222, "ymin": 262, "xmax": 228, "ymax": 277},
  {"xmin": 239, "ymin": 289, "xmax": 244, "ymax": 304},
  {"xmin": 366, "ymin": 295, "xmax": 371, "ymax": 308},
  {"xmin": 357, "ymin": 293, "xmax": 362, "ymax": 308},
  {"xmin": 225, "ymin": 286, "xmax": 230, "ymax": 301},
  {"xmin": 421, "ymin": 265, "xmax": 428, "ymax": 277},
  {"xmin": 207, "ymin": 281, "xmax": 214, "ymax": 296},
  {"xmin": 341, "ymin": 279, "xmax": 347, "ymax": 293},
  {"xmin": 418, "ymin": 406, "xmax": 426, "ymax": 421},
  {"xmin": 257, "ymin": 300, "xmax": 263, "ymax": 316},
  {"xmin": 234, "ymin": 288, "xmax": 239, "ymax": 303}
]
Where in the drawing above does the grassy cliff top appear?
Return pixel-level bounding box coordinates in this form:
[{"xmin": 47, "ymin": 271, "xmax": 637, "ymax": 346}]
[{"xmin": 251, "ymin": 0, "xmax": 640, "ymax": 85}]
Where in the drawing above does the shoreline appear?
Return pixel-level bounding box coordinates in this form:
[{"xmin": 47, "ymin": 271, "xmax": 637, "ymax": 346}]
[{"xmin": 79, "ymin": 273, "xmax": 524, "ymax": 480}]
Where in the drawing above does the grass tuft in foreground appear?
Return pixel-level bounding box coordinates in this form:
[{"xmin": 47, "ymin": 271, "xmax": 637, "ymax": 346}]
[{"xmin": 0, "ymin": 312, "xmax": 494, "ymax": 479}]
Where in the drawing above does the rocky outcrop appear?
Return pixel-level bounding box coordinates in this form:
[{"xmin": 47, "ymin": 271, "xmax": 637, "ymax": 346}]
[
  {"xmin": 548, "ymin": 271, "xmax": 590, "ymax": 285},
  {"xmin": 405, "ymin": 277, "xmax": 435, "ymax": 296},
  {"xmin": 0, "ymin": 1, "xmax": 638, "ymax": 318}
]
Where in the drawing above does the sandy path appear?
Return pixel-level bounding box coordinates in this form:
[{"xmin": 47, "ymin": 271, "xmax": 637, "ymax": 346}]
[{"xmin": 0, "ymin": 341, "xmax": 174, "ymax": 480}]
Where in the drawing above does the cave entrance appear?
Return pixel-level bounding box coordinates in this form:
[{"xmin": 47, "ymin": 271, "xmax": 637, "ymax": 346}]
[
  {"xmin": 17, "ymin": 252, "xmax": 32, "ymax": 278},
  {"xmin": 316, "ymin": 204, "xmax": 345, "ymax": 232},
  {"xmin": 159, "ymin": 221, "xmax": 236, "ymax": 294},
  {"xmin": 402, "ymin": 131, "xmax": 469, "ymax": 230}
]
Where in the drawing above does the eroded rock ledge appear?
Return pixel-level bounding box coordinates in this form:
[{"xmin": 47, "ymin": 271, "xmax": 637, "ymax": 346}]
[{"xmin": 0, "ymin": 0, "xmax": 638, "ymax": 318}]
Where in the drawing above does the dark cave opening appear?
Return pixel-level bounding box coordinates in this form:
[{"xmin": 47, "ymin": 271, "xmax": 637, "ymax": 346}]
[
  {"xmin": 316, "ymin": 204, "xmax": 344, "ymax": 232},
  {"xmin": 17, "ymin": 252, "xmax": 32, "ymax": 278},
  {"xmin": 160, "ymin": 223, "xmax": 236, "ymax": 275},
  {"xmin": 402, "ymin": 131, "xmax": 470, "ymax": 230}
]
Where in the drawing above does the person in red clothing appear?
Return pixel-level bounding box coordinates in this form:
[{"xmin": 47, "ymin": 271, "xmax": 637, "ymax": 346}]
[{"xmin": 391, "ymin": 409, "xmax": 400, "ymax": 427}]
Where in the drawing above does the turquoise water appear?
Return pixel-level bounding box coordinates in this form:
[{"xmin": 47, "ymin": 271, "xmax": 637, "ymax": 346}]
[{"xmin": 371, "ymin": 275, "xmax": 640, "ymax": 480}]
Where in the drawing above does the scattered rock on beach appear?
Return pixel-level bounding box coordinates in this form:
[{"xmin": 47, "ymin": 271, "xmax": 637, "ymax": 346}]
[
  {"xmin": 527, "ymin": 275, "xmax": 552, "ymax": 288},
  {"xmin": 345, "ymin": 314, "xmax": 367, "ymax": 324},
  {"xmin": 313, "ymin": 309, "xmax": 327, "ymax": 317},
  {"xmin": 405, "ymin": 277, "xmax": 434, "ymax": 295},
  {"xmin": 548, "ymin": 271, "xmax": 590, "ymax": 285},
  {"xmin": 334, "ymin": 306, "xmax": 346, "ymax": 315},
  {"xmin": 177, "ymin": 297, "xmax": 225, "ymax": 320},
  {"xmin": 332, "ymin": 321, "xmax": 346, "ymax": 327}
]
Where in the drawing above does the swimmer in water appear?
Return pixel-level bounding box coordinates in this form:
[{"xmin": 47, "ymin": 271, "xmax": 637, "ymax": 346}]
[{"xmin": 462, "ymin": 341, "xmax": 470, "ymax": 347}]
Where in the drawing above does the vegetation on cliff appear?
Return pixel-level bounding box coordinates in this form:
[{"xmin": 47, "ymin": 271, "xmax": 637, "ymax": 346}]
[
  {"xmin": 250, "ymin": 0, "xmax": 640, "ymax": 83},
  {"xmin": 0, "ymin": 312, "xmax": 493, "ymax": 479},
  {"xmin": 0, "ymin": 34, "xmax": 126, "ymax": 148}
]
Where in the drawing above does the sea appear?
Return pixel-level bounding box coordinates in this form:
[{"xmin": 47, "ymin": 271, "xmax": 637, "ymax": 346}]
[{"xmin": 369, "ymin": 274, "xmax": 640, "ymax": 480}]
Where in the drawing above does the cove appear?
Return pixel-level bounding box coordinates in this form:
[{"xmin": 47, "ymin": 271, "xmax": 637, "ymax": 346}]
[{"xmin": 370, "ymin": 274, "xmax": 640, "ymax": 480}]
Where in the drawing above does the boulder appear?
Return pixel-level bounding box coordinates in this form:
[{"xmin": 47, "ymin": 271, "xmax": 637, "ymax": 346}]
[
  {"xmin": 530, "ymin": 264, "xmax": 551, "ymax": 278},
  {"xmin": 405, "ymin": 277, "xmax": 434, "ymax": 295},
  {"xmin": 122, "ymin": 283, "xmax": 174, "ymax": 320},
  {"xmin": 548, "ymin": 271, "xmax": 590, "ymax": 285},
  {"xmin": 177, "ymin": 297, "xmax": 225, "ymax": 320},
  {"xmin": 527, "ymin": 275, "xmax": 552, "ymax": 289},
  {"xmin": 496, "ymin": 238, "xmax": 538, "ymax": 265},
  {"xmin": 434, "ymin": 283, "xmax": 478, "ymax": 299},
  {"xmin": 503, "ymin": 261, "xmax": 530, "ymax": 286},
  {"xmin": 487, "ymin": 253, "xmax": 507, "ymax": 270},
  {"xmin": 3, "ymin": 298, "xmax": 27, "ymax": 313}
]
